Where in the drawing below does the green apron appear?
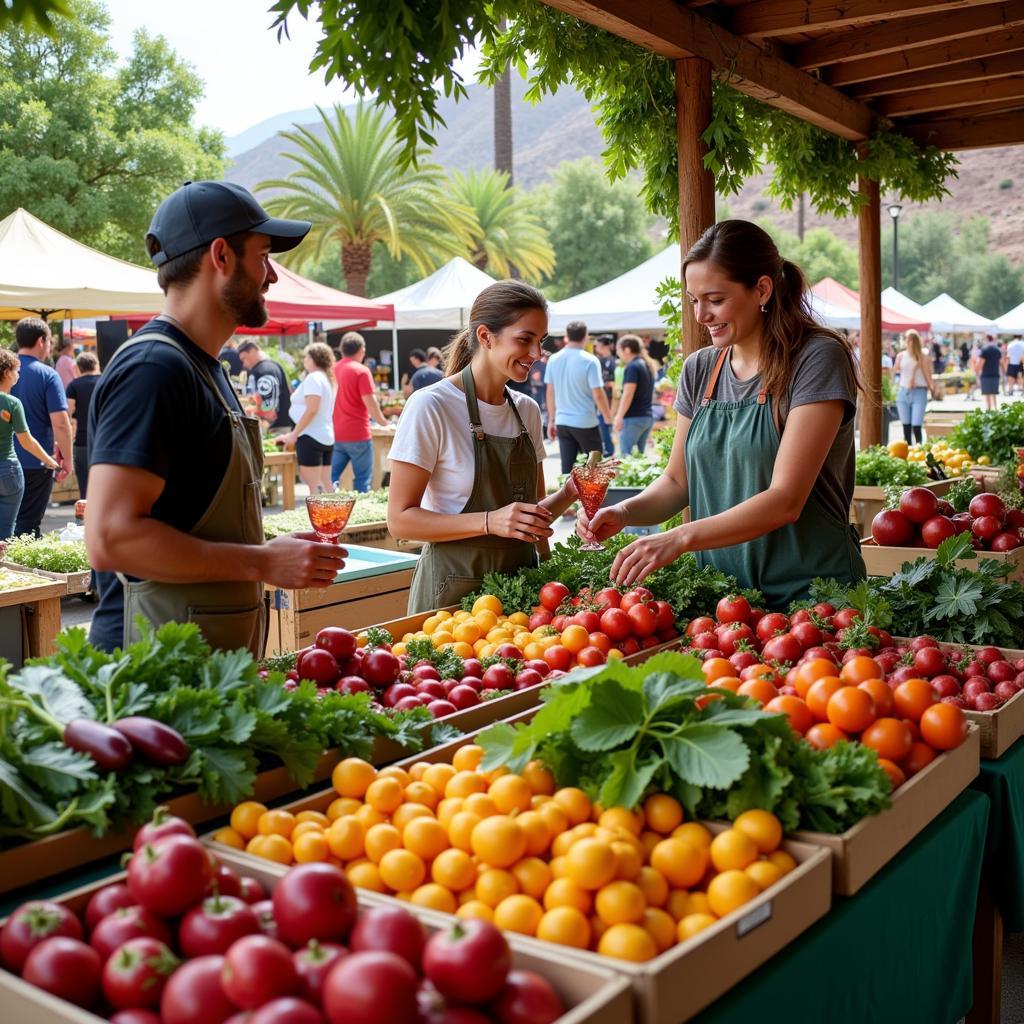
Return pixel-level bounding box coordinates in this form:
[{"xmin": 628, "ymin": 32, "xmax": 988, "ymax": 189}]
[
  {"xmin": 111, "ymin": 329, "xmax": 268, "ymax": 655},
  {"xmin": 685, "ymin": 347, "xmax": 865, "ymax": 610},
  {"xmin": 407, "ymin": 366, "xmax": 538, "ymax": 613}
]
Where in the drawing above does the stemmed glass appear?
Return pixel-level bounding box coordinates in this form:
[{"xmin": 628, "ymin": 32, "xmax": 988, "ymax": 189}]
[
  {"xmin": 571, "ymin": 457, "xmax": 616, "ymax": 551},
  {"xmin": 305, "ymin": 493, "xmax": 356, "ymax": 544}
]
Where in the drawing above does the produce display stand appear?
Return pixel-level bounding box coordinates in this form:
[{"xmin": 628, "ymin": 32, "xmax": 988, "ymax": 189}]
[
  {"xmin": 861, "ymin": 538, "xmax": 1024, "ymax": 582},
  {"xmin": 262, "ymin": 449, "xmax": 296, "ymax": 509},
  {"xmin": 699, "ymin": 789, "xmax": 989, "ymax": 1024},
  {"xmin": 211, "ymin": 715, "xmax": 832, "ymax": 1024},
  {"xmin": 263, "ymin": 544, "xmax": 419, "ymax": 656},
  {"xmin": 791, "ymin": 723, "xmax": 979, "ymax": 894},
  {"xmin": 335, "ymin": 425, "xmax": 393, "ymax": 492},
  {"xmin": 923, "ymin": 412, "xmax": 964, "ymax": 439},
  {"xmin": 850, "ymin": 477, "xmax": 959, "ymax": 539},
  {"xmin": 0, "ymin": 570, "xmax": 65, "ymax": 661},
  {"xmin": 2, "ymin": 559, "xmax": 90, "ymax": 597},
  {"xmin": 1, "ymin": 866, "xmax": 634, "ymax": 1024},
  {"xmin": 337, "ymin": 519, "xmax": 401, "ymax": 552}
]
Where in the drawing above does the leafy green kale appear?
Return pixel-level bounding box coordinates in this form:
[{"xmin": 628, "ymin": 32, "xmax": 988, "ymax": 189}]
[
  {"xmin": 404, "ymin": 637, "xmax": 465, "ymax": 681},
  {"xmin": 855, "ymin": 446, "xmax": 929, "ymax": 487}
]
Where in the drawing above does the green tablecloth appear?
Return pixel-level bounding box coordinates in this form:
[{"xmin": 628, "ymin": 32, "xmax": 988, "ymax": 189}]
[
  {"xmin": 698, "ymin": 789, "xmax": 989, "ymax": 1024},
  {"xmin": 974, "ymin": 736, "xmax": 1024, "ymax": 932}
]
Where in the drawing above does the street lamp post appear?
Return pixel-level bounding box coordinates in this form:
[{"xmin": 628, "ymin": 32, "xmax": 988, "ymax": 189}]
[{"xmin": 888, "ymin": 203, "xmax": 903, "ymax": 291}]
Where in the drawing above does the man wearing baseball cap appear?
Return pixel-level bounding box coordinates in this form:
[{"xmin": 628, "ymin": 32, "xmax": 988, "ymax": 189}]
[{"xmin": 85, "ymin": 181, "xmax": 347, "ymax": 654}]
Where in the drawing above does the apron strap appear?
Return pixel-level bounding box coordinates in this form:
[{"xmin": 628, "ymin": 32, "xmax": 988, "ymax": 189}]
[
  {"xmin": 701, "ymin": 346, "xmax": 769, "ymax": 406},
  {"xmin": 460, "ymin": 365, "xmax": 530, "ymax": 441}
]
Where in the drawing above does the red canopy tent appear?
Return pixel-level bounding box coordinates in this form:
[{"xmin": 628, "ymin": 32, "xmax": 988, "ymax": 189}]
[{"xmin": 811, "ymin": 278, "xmax": 930, "ymax": 334}]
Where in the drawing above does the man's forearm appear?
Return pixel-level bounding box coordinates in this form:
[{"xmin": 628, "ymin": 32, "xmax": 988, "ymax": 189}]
[
  {"xmin": 54, "ymin": 419, "xmax": 73, "ymax": 462},
  {"xmin": 364, "ymin": 395, "xmax": 389, "ymax": 427}
]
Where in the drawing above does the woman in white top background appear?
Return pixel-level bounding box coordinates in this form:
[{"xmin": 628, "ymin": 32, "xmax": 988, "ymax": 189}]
[
  {"xmin": 278, "ymin": 342, "xmax": 336, "ymax": 494},
  {"xmin": 893, "ymin": 330, "xmax": 937, "ymax": 446}
]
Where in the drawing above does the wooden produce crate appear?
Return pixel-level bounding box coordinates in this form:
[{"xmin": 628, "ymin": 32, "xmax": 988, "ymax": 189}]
[
  {"xmin": 970, "ymin": 465, "xmax": 1006, "ymax": 493},
  {"xmin": 892, "ymin": 637, "xmax": 1024, "ymax": 759},
  {"xmin": 2, "ymin": 560, "xmax": 90, "ymax": 597},
  {"xmin": 264, "ymin": 544, "xmax": 419, "ymax": 656},
  {"xmin": 0, "ymin": 568, "xmax": 65, "ymax": 662},
  {"xmin": 2, "ymin": 865, "xmax": 633, "ymax": 1024},
  {"xmin": 262, "ymin": 449, "xmax": 297, "ymax": 510},
  {"xmin": 210, "ymin": 720, "xmax": 830, "ymax": 1024},
  {"xmin": 861, "ymin": 537, "xmax": 1024, "ymax": 582},
  {"xmin": 851, "ymin": 477, "xmax": 960, "ymax": 539},
  {"xmin": 923, "ymin": 413, "xmax": 964, "ymax": 439},
  {"xmin": 792, "ymin": 723, "xmax": 980, "ymax": 894}
]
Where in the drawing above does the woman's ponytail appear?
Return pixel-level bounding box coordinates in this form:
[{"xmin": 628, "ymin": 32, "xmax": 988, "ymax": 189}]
[{"xmin": 444, "ymin": 328, "xmax": 472, "ymax": 375}]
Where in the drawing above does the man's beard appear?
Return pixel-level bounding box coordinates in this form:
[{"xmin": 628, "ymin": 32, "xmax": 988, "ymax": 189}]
[{"xmin": 224, "ymin": 265, "xmax": 269, "ymax": 328}]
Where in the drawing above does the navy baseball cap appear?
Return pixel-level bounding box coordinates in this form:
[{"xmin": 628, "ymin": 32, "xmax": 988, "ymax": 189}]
[{"xmin": 146, "ymin": 181, "xmax": 311, "ymax": 266}]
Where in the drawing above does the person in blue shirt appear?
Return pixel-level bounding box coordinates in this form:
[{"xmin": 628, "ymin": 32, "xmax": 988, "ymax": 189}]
[
  {"xmin": 544, "ymin": 321, "xmax": 614, "ymax": 473},
  {"xmin": 613, "ymin": 335, "xmax": 655, "ymax": 455},
  {"xmin": 10, "ymin": 318, "xmax": 73, "ymax": 537}
]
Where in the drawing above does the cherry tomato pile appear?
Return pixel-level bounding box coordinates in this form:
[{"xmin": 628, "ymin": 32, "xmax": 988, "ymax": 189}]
[
  {"xmin": 220, "ymin": 750, "xmax": 794, "ymax": 964},
  {"xmin": 1, "ymin": 812, "xmax": 566, "ymax": 1024},
  {"xmin": 872, "ymin": 488, "xmax": 1024, "ymax": 551}
]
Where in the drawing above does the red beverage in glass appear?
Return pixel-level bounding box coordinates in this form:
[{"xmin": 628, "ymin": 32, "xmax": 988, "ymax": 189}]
[
  {"xmin": 571, "ymin": 462, "xmax": 615, "ymax": 551},
  {"xmin": 306, "ymin": 495, "xmax": 355, "ymax": 543}
]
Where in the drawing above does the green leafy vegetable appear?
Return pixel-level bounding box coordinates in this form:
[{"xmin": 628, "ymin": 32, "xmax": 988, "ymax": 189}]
[
  {"xmin": 4, "ymin": 534, "xmax": 90, "ymax": 574},
  {"xmin": 949, "ymin": 403, "xmax": 1024, "ymax": 466},
  {"xmin": 855, "ymin": 446, "xmax": 928, "ymax": 487}
]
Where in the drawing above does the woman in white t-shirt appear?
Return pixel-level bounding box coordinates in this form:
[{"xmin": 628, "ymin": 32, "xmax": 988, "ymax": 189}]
[
  {"xmin": 278, "ymin": 343, "xmax": 336, "ymax": 493},
  {"xmin": 388, "ymin": 281, "xmax": 583, "ymax": 612}
]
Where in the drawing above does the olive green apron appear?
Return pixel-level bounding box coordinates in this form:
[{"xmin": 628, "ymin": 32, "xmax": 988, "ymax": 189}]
[
  {"xmin": 407, "ymin": 366, "xmax": 538, "ymax": 613},
  {"xmin": 111, "ymin": 329, "xmax": 268, "ymax": 655},
  {"xmin": 685, "ymin": 347, "xmax": 865, "ymax": 610}
]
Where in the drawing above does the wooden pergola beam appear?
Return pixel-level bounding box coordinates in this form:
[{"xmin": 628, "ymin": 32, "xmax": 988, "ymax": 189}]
[
  {"xmin": 905, "ymin": 96, "xmax": 1024, "ymax": 120},
  {"xmin": 795, "ymin": 0, "xmax": 1024, "ymax": 69},
  {"xmin": 878, "ymin": 74, "xmax": 1024, "ymax": 116},
  {"xmin": 732, "ymin": 0, "xmax": 986, "ymax": 41},
  {"xmin": 539, "ymin": 0, "xmax": 874, "ymax": 139},
  {"xmin": 901, "ymin": 109, "xmax": 1024, "ymax": 148},
  {"xmin": 848, "ymin": 50, "xmax": 1024, "ymax": 98},
  {"xmin": 825, "ymin": 24, "xmax": 1024, "ymax": 87}
]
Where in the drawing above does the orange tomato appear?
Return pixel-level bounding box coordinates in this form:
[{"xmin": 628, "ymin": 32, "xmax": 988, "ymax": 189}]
[
  {"xmin": 805, "ymin": 676, "xmax": 843, "ymax": 722},
  {"xmin": 901, "ymin": 741, "xmax": 938, "ymax": 777},
  {"xmin": 839, "ymin": 655, "xmax": 883, "ymax": 686},
  {"xmin": 860, "ymin": 717, "xmax": 914, "ymax": 762},
  {"xmin": 826, "ymin": 686, "xmax": 877, "ymax": 733},
  {"xmin": 805, "ymin": 722, "xmax": 848, "ymax": 750},
  {"xmin": 703, "ymin": 658, "xmax": 735, "ymax": 683},
  {"xmin": 919, "ymin": 702, "xmax": 968, "ymax": 750},
  {"xmin": 588, "ymin": 632, "xmax": 612, "ymax": 654},
  {"xmin": 710, "ymin": 676, "xmax": 742, "ymax": 693},
  {"xmin": 795, "ymin": 658, "xmax": 840, "ymax": 698},
  {"xmin": 764, "ymin": 695, "xmax": 813, "ymax": 735},
  {"xmin": 893, "ymin": 678, "xmax": 938, "ymax": 722},
  {"xmin": 560, "ymin": 624, "xmax": 590, "ymax": 654},
  {"xmin": 877, "ymin": 758, "xmax": 907, "ymax": 790},
  {"xmin": 858, "ymin": 678, "xmax": 894, "ymax": 717},
  {"xmin": 737, "ymin": 677, "xmax": 779, "ymax": 706},
  {"xmin": 740, "ymin": 663, "xmax": 779, "ymax": 682}
]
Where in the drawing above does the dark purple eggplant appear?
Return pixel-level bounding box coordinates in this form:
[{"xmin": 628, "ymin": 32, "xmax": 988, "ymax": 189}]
[
  {"xmin": 64, "ymin": 719, "xmax": 134, "ymax": 772},
  {"xmin": 112, "ymin": 717, "xmax": 189, "ymax": 766}
]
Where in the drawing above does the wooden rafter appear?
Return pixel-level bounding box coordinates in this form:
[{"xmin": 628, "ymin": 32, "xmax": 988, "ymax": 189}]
[
  {"xmin": 877, "ymin": 74, "xmax": 1024, "ymax": 116},
  {"xmin": 825, "ymin": 24, "xmax": 1024, "ymax": 86},
  {"xmin": 731, "ymin": 0, "xmax": 989, "ymax": 41},
  {"xmin": 794, "ymin": 0, "xmax": 1024, "ymax": 69},
  {"xmin": 848, "ymin": 50, "xmax": 1024, "ymax": 98},
  {"xmin": 900, "ymin": 95, "xmax": 1024, "ymax": 121},
  {"xmin": 901, "ymin": 109, "xmax": 1024, "ymax": 148},
  {"xmin": 538, "ymin": 0, "xmax": 874, "ymax": 138}
]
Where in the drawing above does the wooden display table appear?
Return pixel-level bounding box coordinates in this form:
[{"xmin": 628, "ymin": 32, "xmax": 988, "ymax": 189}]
[
  {"xmin": 262, "ymin": 449, "xmax": 297, "ymax": 509},
  {"xmin": 2, "ymin": 560, "xmax": 90, "ymax": 597},
  {"xmin": 336, "ymin": 426, "xmax": 394, "ymax": 492},
  {"xmin": 0, "ymin": 571, "xmax": 65, "ymax": 665}
]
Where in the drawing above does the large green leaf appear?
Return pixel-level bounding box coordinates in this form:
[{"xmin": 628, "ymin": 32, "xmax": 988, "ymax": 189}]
[
  {"xmin": 662, "ymin": 724, "xmax": 750, "ymax": 789},
  {"xmin": 571, "ymin": 682, "xmax": 644, "ymax": 752}
]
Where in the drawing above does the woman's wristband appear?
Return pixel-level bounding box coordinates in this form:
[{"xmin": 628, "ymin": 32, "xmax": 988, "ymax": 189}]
[{"xmin": 483, "ymin": 510, "xmax": 489, "ymax": 536}]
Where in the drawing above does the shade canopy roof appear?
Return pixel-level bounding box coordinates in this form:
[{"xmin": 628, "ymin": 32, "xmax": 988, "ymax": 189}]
[
  {"xmin": 263, "ymin": 261, "xmax": 393, "ymax": 324},
  {"xmin": 920, "ymin": 292, "xmax": 996, "ymax": 333},
  {"xmin": 328, "ymin": 257, "xmax": 495, "ymax": 331},
  {"xmin": 0, "ymin": 208, "xmax": 164, "ymax": 319},
  {"xmin": 881, "ymin": 287, "xmax": 933, "ymax": 323},
  {"xmin": 995, "ymin": 300, "xmax": 1024, "ymax": 333},
  {"xmin": 813, "ymin": 277, "xmax": 930, "ymax": 332}
]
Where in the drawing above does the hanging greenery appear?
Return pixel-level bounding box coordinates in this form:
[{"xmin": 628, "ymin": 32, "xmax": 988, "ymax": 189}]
[{"xmin": 271, "ymin": 1, "xmax": 958, "ymax": 236}]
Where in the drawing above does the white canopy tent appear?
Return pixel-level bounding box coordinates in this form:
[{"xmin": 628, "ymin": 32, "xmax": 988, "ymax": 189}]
[
  {"xmin": 995, "ymin": 300, "xmax": 1024, "ymax": 334},
  {"xmin": 0, "ymin": 208, "xmax": 163, "ymax": 319},
  {"xmin": 326, "ymin": 257, "xmax": 495, "ymax": 332},
  {"xmin": 548, "ymin": 245, "xmax": 861, "ymax": 333},
  {"xmin": 881, "ymin": 287, "xmax": 932, "ymax": 324},
  {"xmin": 919, "ymin": 293, "xmax": 996, "ymax": 334}
]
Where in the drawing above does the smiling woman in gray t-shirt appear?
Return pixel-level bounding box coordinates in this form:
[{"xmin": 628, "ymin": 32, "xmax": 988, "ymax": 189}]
[{"xmin": 577, "ymin": 220, "xmax": 866, "ymax": 609}]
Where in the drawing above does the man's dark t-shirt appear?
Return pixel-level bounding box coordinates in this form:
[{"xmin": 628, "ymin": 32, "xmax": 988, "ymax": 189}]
[
  {"xmin": 219, "ymin": 345, "xmax": 243, "ymax": 376},
  {"xmin": 598, "ymin": 354, "xmax": 616, "ymax": 402},
  {"xmin": 87, "ymin": 321, "xmax": 241, "ymax": 651},
  {"xmin": 410, "ymin": 366, "xmax": 444, "ymax": 391},
  {"xmin": 247, "ymin": 358, "xmax": 292, "ymax": 428},
  {"xmin": 65, "ymin": 375, "xmax": 98, "ymax": 446},
  {"xmin": 622, "ymin": 357, "xmax": 654, "ymax": 418},
  {"xmin": 979, "ymin": 344, "xmax": 1003, "ymax": 378}
]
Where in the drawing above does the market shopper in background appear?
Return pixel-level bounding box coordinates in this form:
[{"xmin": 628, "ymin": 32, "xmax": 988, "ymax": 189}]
[
  {"xmin": 0, "ymin": 349, "xmax": 61, "ymax": 540},
  {"xmin": 973, "ymin": 334, "xmax": 1005, "ymax": 411},
  {"xmin": 401, "ymin": 348, "xmax": 427, "ymax": 396},
  {"xmin": 580, "ymin": 219, "xmax": 865, "ymax": 609},
  {"xmin": 65, "ymin": 351, "xmax": 100, "ymax": 498},
  {"xmin": 11, "ymin": 318, "xmax": 73, "ymax": 537},
  {"xmin": 54, "ymin": 336, "xmax": 79, "ymax": 389},
  {"xmin": 331, "ymin": 331, "xmax": 390, "ymax": 492},
  {"xmin": 1007, "ymin": 335, "xmax": 1024, "ymax": 396},
  {"xmin": 278, "ymin": 342, "xmax": 336, "ymax": 494},
  {"xmin": 238, "ymin": 340, "xmax": 293, "ymax": 429},
  {"xmin": 593, "ymin": 336, "xmax": 617, "ymax": 457},
  {"xmin": 218, "ymin": 336, "xmax": 243, "ymax": 376},
  {"xmin": 410, "ymin": 346, "xmax": 444, "ymax": 391},
  {"xmin": 613, "ymin": 335, "xmax": 655, "ymax": 455},
  {"xmin": 85, "ymin": 180, "xmax": 346, "ymax": 654},
  {"xmin": 893, "ymin": 330, "xmax": 937, "ymax": 445},
  {"xmin": 388, "ymin": 281, "xmax": 582, "ymax": 613},
  {"xmin": 545, "ymin": 320, "xmax": 614, "ymax": 473}
]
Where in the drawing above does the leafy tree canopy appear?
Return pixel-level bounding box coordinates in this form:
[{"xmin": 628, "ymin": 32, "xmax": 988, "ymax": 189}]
[
  {"xmin": 759, "ymin": 224, "xmax": 860, "ymax": 291},
  {"xmin": 0, "ymin": 0, "xmax": 224, "ymax": 264},
  {"xmin": 271, "ymin": 0, "xmax": 958, "ymax": 237},
  {"xmin": 0, "ymin": 0, "xmax": 69, "ymax": 32}
]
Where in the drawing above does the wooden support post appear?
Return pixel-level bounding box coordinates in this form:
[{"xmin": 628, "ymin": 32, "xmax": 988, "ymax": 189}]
[
  {"xmin": 676, "ymin": 57, "xmax": 716, "ymax": 358},
  {"xmin": 857, "ymin": 173, "xmax": 883, "ymax": 449}
]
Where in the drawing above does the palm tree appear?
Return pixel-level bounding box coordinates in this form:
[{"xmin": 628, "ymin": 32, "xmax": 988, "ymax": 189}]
[
  {"xmin": 448, "ymin": 169, "xmax": 555, "ymax": 285},
  {"xmin": 257, "ymin": 104, "xmax": 477, "ymax": 296}
]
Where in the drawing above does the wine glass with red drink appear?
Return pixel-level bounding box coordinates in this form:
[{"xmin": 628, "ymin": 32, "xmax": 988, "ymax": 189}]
[
  {"xmin": 571, "ymin": 453, "xmax": 616, "ymax": 551},
  {"xmin": 305, "ymin": 493, "xmax": 356, "ymax": 544}
]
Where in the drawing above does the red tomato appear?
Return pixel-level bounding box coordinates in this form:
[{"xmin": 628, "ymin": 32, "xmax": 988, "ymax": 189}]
[
  {"xmin": 969, "ymin": 493, "xmax": 1006, "ymax": 520},
  {"xmin": 90, "ymin": 907, "xmax": 173, "ymax": 962},
  {"xmin": 239, "ymin": 876, "xmax": 267, "ymax": 905},
  {"xmin": 599, "ymin": 608, "xmax": 632, "ymax": 641},
  {"xmin": 322, "ymin": 951, "xmax": 419, "ymax": 1024},
  {"xmin": 23, "ymin": 937, "xmax": 102, "ymax": 1009},
  {"xmin": 587, "ymin": 632, "xmax": 612, "ymax": 654},
  {"xmin": 127, "ymin": 835, "xmax": 215, "ymax": 918},
  {"xmin": 179, "ymin": 896, "xmax": 261, "ymax": 958},
  {"xmin": 761, "ymin": 633, "xmax": 802, "ymax": 665},
  {"xmin": 134, "ymin": 809, "xmax": 196, "ymax": 851},
  {"xmin": 620, "ymin": 637, "xmax": 640, "ymax": 656},
  {"xmin": 84, "ymin": 884, "xmax": 135, "ymax": 933},
  {"xmin": 572, "ymin": 610, "xmax": 600, "ymax": 634},
  {"xmin": 593, "ymin": 588, "xmax": 621, "ymax": 610},
  {"xmin": 620, "ymin": 587, "xmax": 655, "ymax": 612},
  {"xmin": 715, "ymin": 621, "xmax": 756, "ymax": 656},
  {"xmin": 653, "ymin": 601, "xmax": 676, "ymax": 632},
  {"xmin": 349, "ymin": 905, "xmax": 427, "ymax": 970},
  {"xmin": 716, "ymin": 594, "xmax": 752, "ymax": 623},
  {"xmin": 272, "ymin": 864, "xmax": 357, "ymax": 947},
  {"xmin": 541, "ymin": 645, "xmax": 572, "ymax": 672},
  {"xmin": 102, "ymin": 937, "xmax": 178, "ymax": 1010},
  {"xmin": 539, "ymin": 582, "xmax": 570, "ymax": 612},
  {"xmin": 576, "ymin": 647, "xmax": 607, "ymax": 667},
  {"xmin": 685, "ymin": 616, "xmax": 716, "ymax": 637},
  {"xmin": 315, "ymin": 627, "xmax": 357, "ymax": 663},
  {"xmin": 292, "ymin": 941, "xmax": 348, "ymax": 1005},
  {"xmin": 920, "ymin": 516, "xmax": 957, "ymax": 549},
  {"xmin": 488, "ymin": 969, "xmax": 564, "ymax": 1024},
  {"xmin": 221, "ymin": 935, "xmax": 299, "ymax": 1011},
  {"xmin": 627, "ymin": 603, "xmax": 659, "ymax": 638},
  {"xmin": 755, "ymin": 613, "xmax": 790, "ymax": 642},
  {"xmin": 251, "ymin": 998, "xmax": 326, "ymax": 1024},
  {"xmin": 790, "ymin": 621, "xmax": 823, "ymax": 649},
  {"xmin": 1, "ymin": 900, "xmax": 83, "ymax": 973},
  {"xmin": 422, "ymin": 920, "xmax": 511, "ymax": 1005},
  {"xmin": 297, "ymin": 649, "xmax": 341, "ymax": 688},
  {"xmin": 899, "ymin": 487, "xmax": 939, "ymax": 525},
  {"xmin": 161, "ymin": 955, "xmax": 237, "ymax": 1024}
]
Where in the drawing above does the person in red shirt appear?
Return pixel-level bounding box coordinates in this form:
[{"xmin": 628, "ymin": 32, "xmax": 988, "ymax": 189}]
[{"xmin": 331, "ymin": 332, "xmax": 390, "ymax": 491}]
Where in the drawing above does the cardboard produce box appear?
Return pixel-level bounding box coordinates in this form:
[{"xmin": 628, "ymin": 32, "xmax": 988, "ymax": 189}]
[
  {"xmin": 792, "ymin": 723, "xmax": 980, "ymax": 894},
  {"xmin": 1, "ymin": 864, "xmax": 633, "ymax": 1024},
  {"xmin": 861, "ymin": 538, "xmax": 1024, "ymax": 582}
]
